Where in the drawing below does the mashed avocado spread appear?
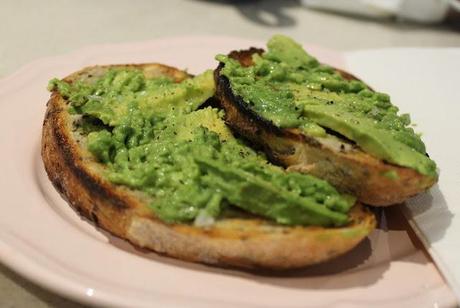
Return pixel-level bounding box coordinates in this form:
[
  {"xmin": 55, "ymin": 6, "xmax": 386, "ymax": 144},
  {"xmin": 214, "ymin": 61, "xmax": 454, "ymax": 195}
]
[
  {"xmin": 49, "ymin": 68, "xmax": 355, "ymax": 227},
  {"xmin": 216, "ymin": 35, "xmax": 437, "ymax": 177}
]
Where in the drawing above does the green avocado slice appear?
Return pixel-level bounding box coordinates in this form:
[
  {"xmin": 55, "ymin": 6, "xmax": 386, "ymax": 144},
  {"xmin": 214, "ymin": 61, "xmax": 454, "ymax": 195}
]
[{"xmin": 197, "ymin": 158, "xmax": 350, "ymax": 227}]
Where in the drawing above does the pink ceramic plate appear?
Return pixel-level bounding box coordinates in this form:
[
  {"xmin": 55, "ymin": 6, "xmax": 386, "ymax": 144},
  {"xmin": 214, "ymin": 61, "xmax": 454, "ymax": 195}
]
[{"xmin": 0, "ymin": 36, "xmax": 455, "ymax": 307}]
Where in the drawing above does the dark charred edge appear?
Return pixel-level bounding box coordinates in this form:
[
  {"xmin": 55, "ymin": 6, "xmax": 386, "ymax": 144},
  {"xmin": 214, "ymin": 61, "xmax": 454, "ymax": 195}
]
[
  {"xmin": 47, "ymin": 94, "xmax": 129, "ymax": 211},
  {"xmin": 228, "ymin": 47, "xmax": 264, "ymax": 67},
  {"xmin": 215, "ymin": 62, "xmax": 322, "ymax": 146},
  {"xmin": 198, "ymin": 96, "xmax": 221, "ymax": 110},
  {"xmin": 216, "ymin": 67, "xmax": 284, "ymax": 137}
]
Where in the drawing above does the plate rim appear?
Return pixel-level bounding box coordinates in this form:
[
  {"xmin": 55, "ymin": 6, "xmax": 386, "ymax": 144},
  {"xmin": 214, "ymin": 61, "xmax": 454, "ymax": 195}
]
[{"xmin": 0, "ymin": 36, "xmax": 455, "ymax": 308}]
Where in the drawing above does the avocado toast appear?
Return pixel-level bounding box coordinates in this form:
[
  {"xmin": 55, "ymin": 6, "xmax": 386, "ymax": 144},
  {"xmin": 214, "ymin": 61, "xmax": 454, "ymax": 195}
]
[
  {"xmin": 42, "ymin": 63, "xmax": 375, "ymax": 269},
  {"xmin": 215, "ymin": 35, "xmax": 438, "ymax": 206}
]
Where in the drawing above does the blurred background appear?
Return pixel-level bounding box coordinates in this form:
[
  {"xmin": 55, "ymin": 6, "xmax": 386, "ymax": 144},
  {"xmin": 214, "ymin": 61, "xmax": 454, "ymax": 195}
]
[
  {"xmin": 1, "ymin": 0, "xmax": 460, "ymax": 78},
  {"xmin": 1, "ymin": 0, "xmax": 459, "ymax": 307}
]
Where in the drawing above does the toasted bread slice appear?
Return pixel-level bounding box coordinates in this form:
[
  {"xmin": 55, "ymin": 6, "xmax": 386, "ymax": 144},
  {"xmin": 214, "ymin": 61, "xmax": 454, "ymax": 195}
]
[
  {"xmin": 42, "ymin": 63, "xmax": 376, "ymax": 269},
  {"xmin": 215, "ymin": 48, "xmax": 437, "ymax": 206}
]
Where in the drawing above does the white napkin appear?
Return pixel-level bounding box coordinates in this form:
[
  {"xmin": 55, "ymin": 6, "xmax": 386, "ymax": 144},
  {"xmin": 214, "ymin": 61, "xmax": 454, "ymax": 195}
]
[{"xmin": 345, "ymin": 48, "xmax": 460, "ymax": 300}]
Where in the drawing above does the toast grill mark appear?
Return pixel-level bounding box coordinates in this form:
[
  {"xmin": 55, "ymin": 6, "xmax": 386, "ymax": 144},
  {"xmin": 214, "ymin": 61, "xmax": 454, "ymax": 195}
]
[
  {"xmin": 216, "ymin": 65, "xmax": 323, "ymax": 165},
  {"xmin": 216, "ymin": 68, "xmax": 284, "ymax": 137},
  {"xmin": 49, "ymin": 94, "xmax": 129, "ymax": 212}
]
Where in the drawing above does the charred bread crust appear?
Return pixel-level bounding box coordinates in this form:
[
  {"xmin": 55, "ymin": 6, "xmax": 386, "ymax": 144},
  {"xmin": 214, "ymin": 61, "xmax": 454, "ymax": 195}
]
[
  {"xmin": 42, "ymin": 63, "xmax": 376, "ymax": 269},
  {"xmin": 215, "ymin": 49, "xmax": 437, "ymax": 206}
]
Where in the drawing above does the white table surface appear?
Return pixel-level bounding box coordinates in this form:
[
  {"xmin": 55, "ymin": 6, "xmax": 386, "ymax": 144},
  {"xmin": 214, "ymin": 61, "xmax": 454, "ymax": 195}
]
[{"xmin": 1, "ymin": 0, "xmax": 460, "ymax": 307}]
